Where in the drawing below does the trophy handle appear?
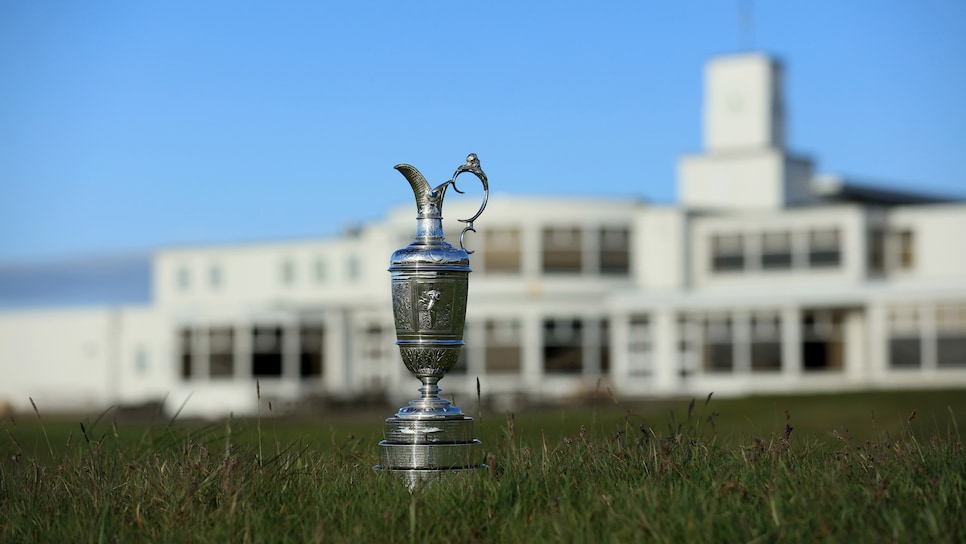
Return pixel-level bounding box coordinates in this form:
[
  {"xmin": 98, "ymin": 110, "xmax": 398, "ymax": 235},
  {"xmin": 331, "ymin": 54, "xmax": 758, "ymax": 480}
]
[{"xmin": 447, "ymin": 153, "xmax": 489, "ymax": 254}]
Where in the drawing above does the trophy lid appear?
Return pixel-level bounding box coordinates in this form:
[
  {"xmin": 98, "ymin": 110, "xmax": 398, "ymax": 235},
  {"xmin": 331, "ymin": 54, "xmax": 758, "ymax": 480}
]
[{"xmin": 388, "ymin": 243, "xmax": 470, "ymax": 271}]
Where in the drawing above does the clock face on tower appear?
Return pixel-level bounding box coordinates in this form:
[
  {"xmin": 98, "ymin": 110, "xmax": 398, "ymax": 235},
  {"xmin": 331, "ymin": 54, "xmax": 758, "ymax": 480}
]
[{"xmin": 706, "ymin": 56, "xmax": 781, "ymax": 151}]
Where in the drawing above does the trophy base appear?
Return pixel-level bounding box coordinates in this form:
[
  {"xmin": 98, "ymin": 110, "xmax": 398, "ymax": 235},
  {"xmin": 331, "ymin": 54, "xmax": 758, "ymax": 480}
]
[
  {"xmin": 372, "ymin": 465, "xmax": 488, "ymax": 490},
  {"xmin": 375, "ymin": 415, "xmax": 485, "ymax": 488}
]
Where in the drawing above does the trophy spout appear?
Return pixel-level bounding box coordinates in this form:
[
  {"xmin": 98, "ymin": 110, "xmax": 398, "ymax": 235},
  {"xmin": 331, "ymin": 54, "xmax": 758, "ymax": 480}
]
[{"xmin": 395, "ymin": 154, "xmax": 489, "ymax": 249}]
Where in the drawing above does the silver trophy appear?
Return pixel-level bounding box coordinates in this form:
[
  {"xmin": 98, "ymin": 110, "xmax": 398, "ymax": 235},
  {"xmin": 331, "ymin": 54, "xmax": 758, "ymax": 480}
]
[{"xmin": 374, "ymin": 154, "xmax": 488, "ymax": 484}]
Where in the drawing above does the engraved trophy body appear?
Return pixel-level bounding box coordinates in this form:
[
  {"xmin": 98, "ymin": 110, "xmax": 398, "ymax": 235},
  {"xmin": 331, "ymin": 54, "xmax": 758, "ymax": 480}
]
[{"xmin": 374, "ymin": 154, "xmax": 488, "ymax": 483}]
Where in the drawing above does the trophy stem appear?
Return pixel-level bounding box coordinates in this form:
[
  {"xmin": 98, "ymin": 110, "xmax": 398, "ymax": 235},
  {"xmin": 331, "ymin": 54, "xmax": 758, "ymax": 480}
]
[
  {"xmin": 418, "ymin": 376, "xmax": 442, "ymax": 401},
  {"xmin": 394, "ymin": 376, "xmax": 465, "ymax": 419}
]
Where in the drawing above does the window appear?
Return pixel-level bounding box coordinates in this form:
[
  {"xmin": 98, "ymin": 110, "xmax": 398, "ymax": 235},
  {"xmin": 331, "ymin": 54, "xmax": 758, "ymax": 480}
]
[
  {"xmin": 134, "ymin": 347, "xmax": 150, "ymax": 375},
  {"xmin": 702, "ymin": 315, "xmax": 733, "ymax": 372},
  {"xmin": 680, "ymin": 312, "xmax": 786, "ymax": 375},
  {"xmin": 209, "ymin": 327, "xmax": 234, "ymax": 378},
  {"xmin": 280, "ymin": 260, "xmax": 296, "ymax": 285},
  {"xmin": 751, "ymin": 313, "xmax": 781, "ymax": 371},
  {"xmin": 628, "ymin": 316, "xmax": 652, "ymax": 377},
  {"xmin": 482, "ymin": 229, "xmax": 522, "ymax": 274},
  {"xmin": 871, "ymin": 228, "xmax": 914, "ymax": 276},
  {"xmin": 360, "ymin": 323, "xmax": 391, "ymax": 367},
  {"xmin": 485, "ymin": 319, "xmax": 522, "ymax": 373},
  {"xmin": 760, "ymin": 232, "xmax": 792, "ymax": 270},
  {"xmin": 252, "ymin": 326, "xmax": 283, "ymax": 377},
  {"xmin": 177, "ymin": 267, "xmax": 191, "ymax": 292},
  {"xmin": 895, "ymin": 229, "xmax": 915, "ymax": 270},
  {"xmin": 711, "ymin": 234, "xmax": 744, "ymax": 272},
  {"xmin": 300, "ymin": 325, "xmax": 324, "ymax": 377},
  {"xmin": 179, "ymin": 328, "xmax": 193, "ymax": 378},
  {"xmin": 598, "ymin": 320, "xmax": 611, "ymax": 373},
  {"xmin": 677, "ymin": 316, "xmax": 701, "ymax": 377},
  {"xmin": 802, "ymin": 310, "xmax": 844, "ymax": 371},
  {"xmin": 347, "ymin": 255, "xmax": 362, "ymax": 281},
  {"xmin": 888, "ymin": 306, "xmax": 920, "ymax": 368},
  {"xmin": 542, "ymin": 227, "xmax": 582, "ymax": 273},
  {"xmin": 868, "ymin": 228, "xmax": 886, "ymax": 274},
  {"xmin": 599, "ymin": 227, "xmax": 630, "ymax": 275},
  {"xmin": 936, "ymin": 302, "xmax": 966, "ymax": 368},
  {"xmin": 209, "ymin": 265, "xmax": 223, "ymax": 289},
  {"xmin": 808, "ymin": 229, "xmax": 841, "ymax": 268},
  {"xmin": 543, "ymin": 318, "xmax": 583, "ymax": 373}
]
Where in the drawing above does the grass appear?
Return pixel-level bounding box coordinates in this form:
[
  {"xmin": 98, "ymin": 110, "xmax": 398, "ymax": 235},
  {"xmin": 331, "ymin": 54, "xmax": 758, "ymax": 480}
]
[{"xmin": 1, "ymin": 389, "xmax": 964, "ymax": 543}]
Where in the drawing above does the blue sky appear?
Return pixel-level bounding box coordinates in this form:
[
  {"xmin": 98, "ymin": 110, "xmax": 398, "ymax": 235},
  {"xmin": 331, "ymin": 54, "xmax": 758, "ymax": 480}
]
[{"xmin": 1, "ymin": 1, "xmax": 964, "ymax": 263}]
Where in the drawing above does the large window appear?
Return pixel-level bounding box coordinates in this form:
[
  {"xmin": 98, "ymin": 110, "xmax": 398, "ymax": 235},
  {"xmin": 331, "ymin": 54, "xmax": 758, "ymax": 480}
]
[
  {"xmin": 176, "ymin": 322, "xmax": 326, "ymax": 380},
  {"xmin": 710, "ymin": 226, "xmax": 845, "ymax": 276},
  {"xmin": 485, "ymin": 319, "xmax": 523, "ymax": 373},
  {"xmin": 711, "ymin": 234, "xmax": 745, "ymax": 272},
  {"xmin": 542, "ymin": 227, "xmax": 583, "ymax": 273},
  {"xmin": 599, "ymin": 227, "xmax": 630, "ymax": 275},
  {"xmin": 482, "ymin": 228, "xmax": 522, "ymax": 274},
  {"xmin": 889, "ymin": 302, "xmax": 966, "ymax": 369}
]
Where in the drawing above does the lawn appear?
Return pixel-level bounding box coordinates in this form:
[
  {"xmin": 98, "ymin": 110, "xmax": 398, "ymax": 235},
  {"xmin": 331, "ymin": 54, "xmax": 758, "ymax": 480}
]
[{"xmin": 1, "ymin": 389, "xmax": 964, "ymax": 542}]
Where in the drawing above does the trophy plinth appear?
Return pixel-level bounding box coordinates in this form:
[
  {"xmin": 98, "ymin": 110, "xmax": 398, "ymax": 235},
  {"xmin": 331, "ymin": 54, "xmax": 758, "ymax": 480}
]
[{"xmin": 373, "ymin": 154, "xmax": 488, "ymax": 485}]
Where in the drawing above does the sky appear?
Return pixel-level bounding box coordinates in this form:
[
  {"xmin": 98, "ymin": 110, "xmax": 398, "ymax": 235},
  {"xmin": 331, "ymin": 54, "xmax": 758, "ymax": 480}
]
[{"xmin": 1, "ymin": 1, "xmax": 964, "ymax": 264}]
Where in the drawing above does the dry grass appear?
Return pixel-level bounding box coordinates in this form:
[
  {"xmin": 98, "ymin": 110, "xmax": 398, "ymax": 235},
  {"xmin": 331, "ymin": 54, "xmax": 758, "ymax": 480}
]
[{"xmin": 1, "ymin": 390, "xmax": 964, "ymax": 543}]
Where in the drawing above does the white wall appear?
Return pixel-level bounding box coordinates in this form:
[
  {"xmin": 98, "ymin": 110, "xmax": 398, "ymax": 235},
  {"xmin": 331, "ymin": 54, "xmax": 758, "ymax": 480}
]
[
  {"xmin": 154, "ymin": 227, "xmax": 393, "ymax": 310},
  {"xmin": 115, "ymin": 308, "xmax": 172, "ymax": 406},
  {"xmin": 0, "ymin": 308, "xmax": 118, "ymax": 412},
  {"xmin": 634, "ymin": 207, "xmax": 687, "ymax": 290},
  {"xmin": 679, "ymin": 150, "xmax": 783, "ymax": 209},
  {"xmin": 888, "ymin": 205, "xmax": 966, "ymax": 282}
]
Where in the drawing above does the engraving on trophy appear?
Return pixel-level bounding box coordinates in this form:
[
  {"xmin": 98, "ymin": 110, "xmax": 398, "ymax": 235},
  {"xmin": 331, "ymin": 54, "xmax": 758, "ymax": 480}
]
[
  {"xmin": 418, "ymin": 288, "xmax": 444, "ymax": 329},
  {"xmin": 392, "ymin": 281, "xmax": 414, "ymax": 332},
  {"xmin": 399, "ymin": 345, "xmax": 461, "ymax": 376},
  {"xmin": 375, "ymin": 154, "xmax": 490, "ymax": 485}
]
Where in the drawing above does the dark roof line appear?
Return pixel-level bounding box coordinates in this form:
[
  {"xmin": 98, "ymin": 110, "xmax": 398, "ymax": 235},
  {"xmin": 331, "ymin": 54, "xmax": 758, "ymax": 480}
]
[{"xmin": 814, "ymin": 178, "xmax": 963, "ymax": 206}]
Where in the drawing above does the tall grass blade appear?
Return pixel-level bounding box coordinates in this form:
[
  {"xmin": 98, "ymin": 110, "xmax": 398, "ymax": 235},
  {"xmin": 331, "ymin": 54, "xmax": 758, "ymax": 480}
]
[{"xmin": 29, "ymin": 397, "xmax": 54, "ymax": 459}]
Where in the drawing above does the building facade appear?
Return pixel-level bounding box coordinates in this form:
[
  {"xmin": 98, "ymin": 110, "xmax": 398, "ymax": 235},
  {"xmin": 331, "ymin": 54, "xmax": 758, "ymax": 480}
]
[{"xmin": 2, "ymin": 54, "xmax": 964, "ymax": 418}]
